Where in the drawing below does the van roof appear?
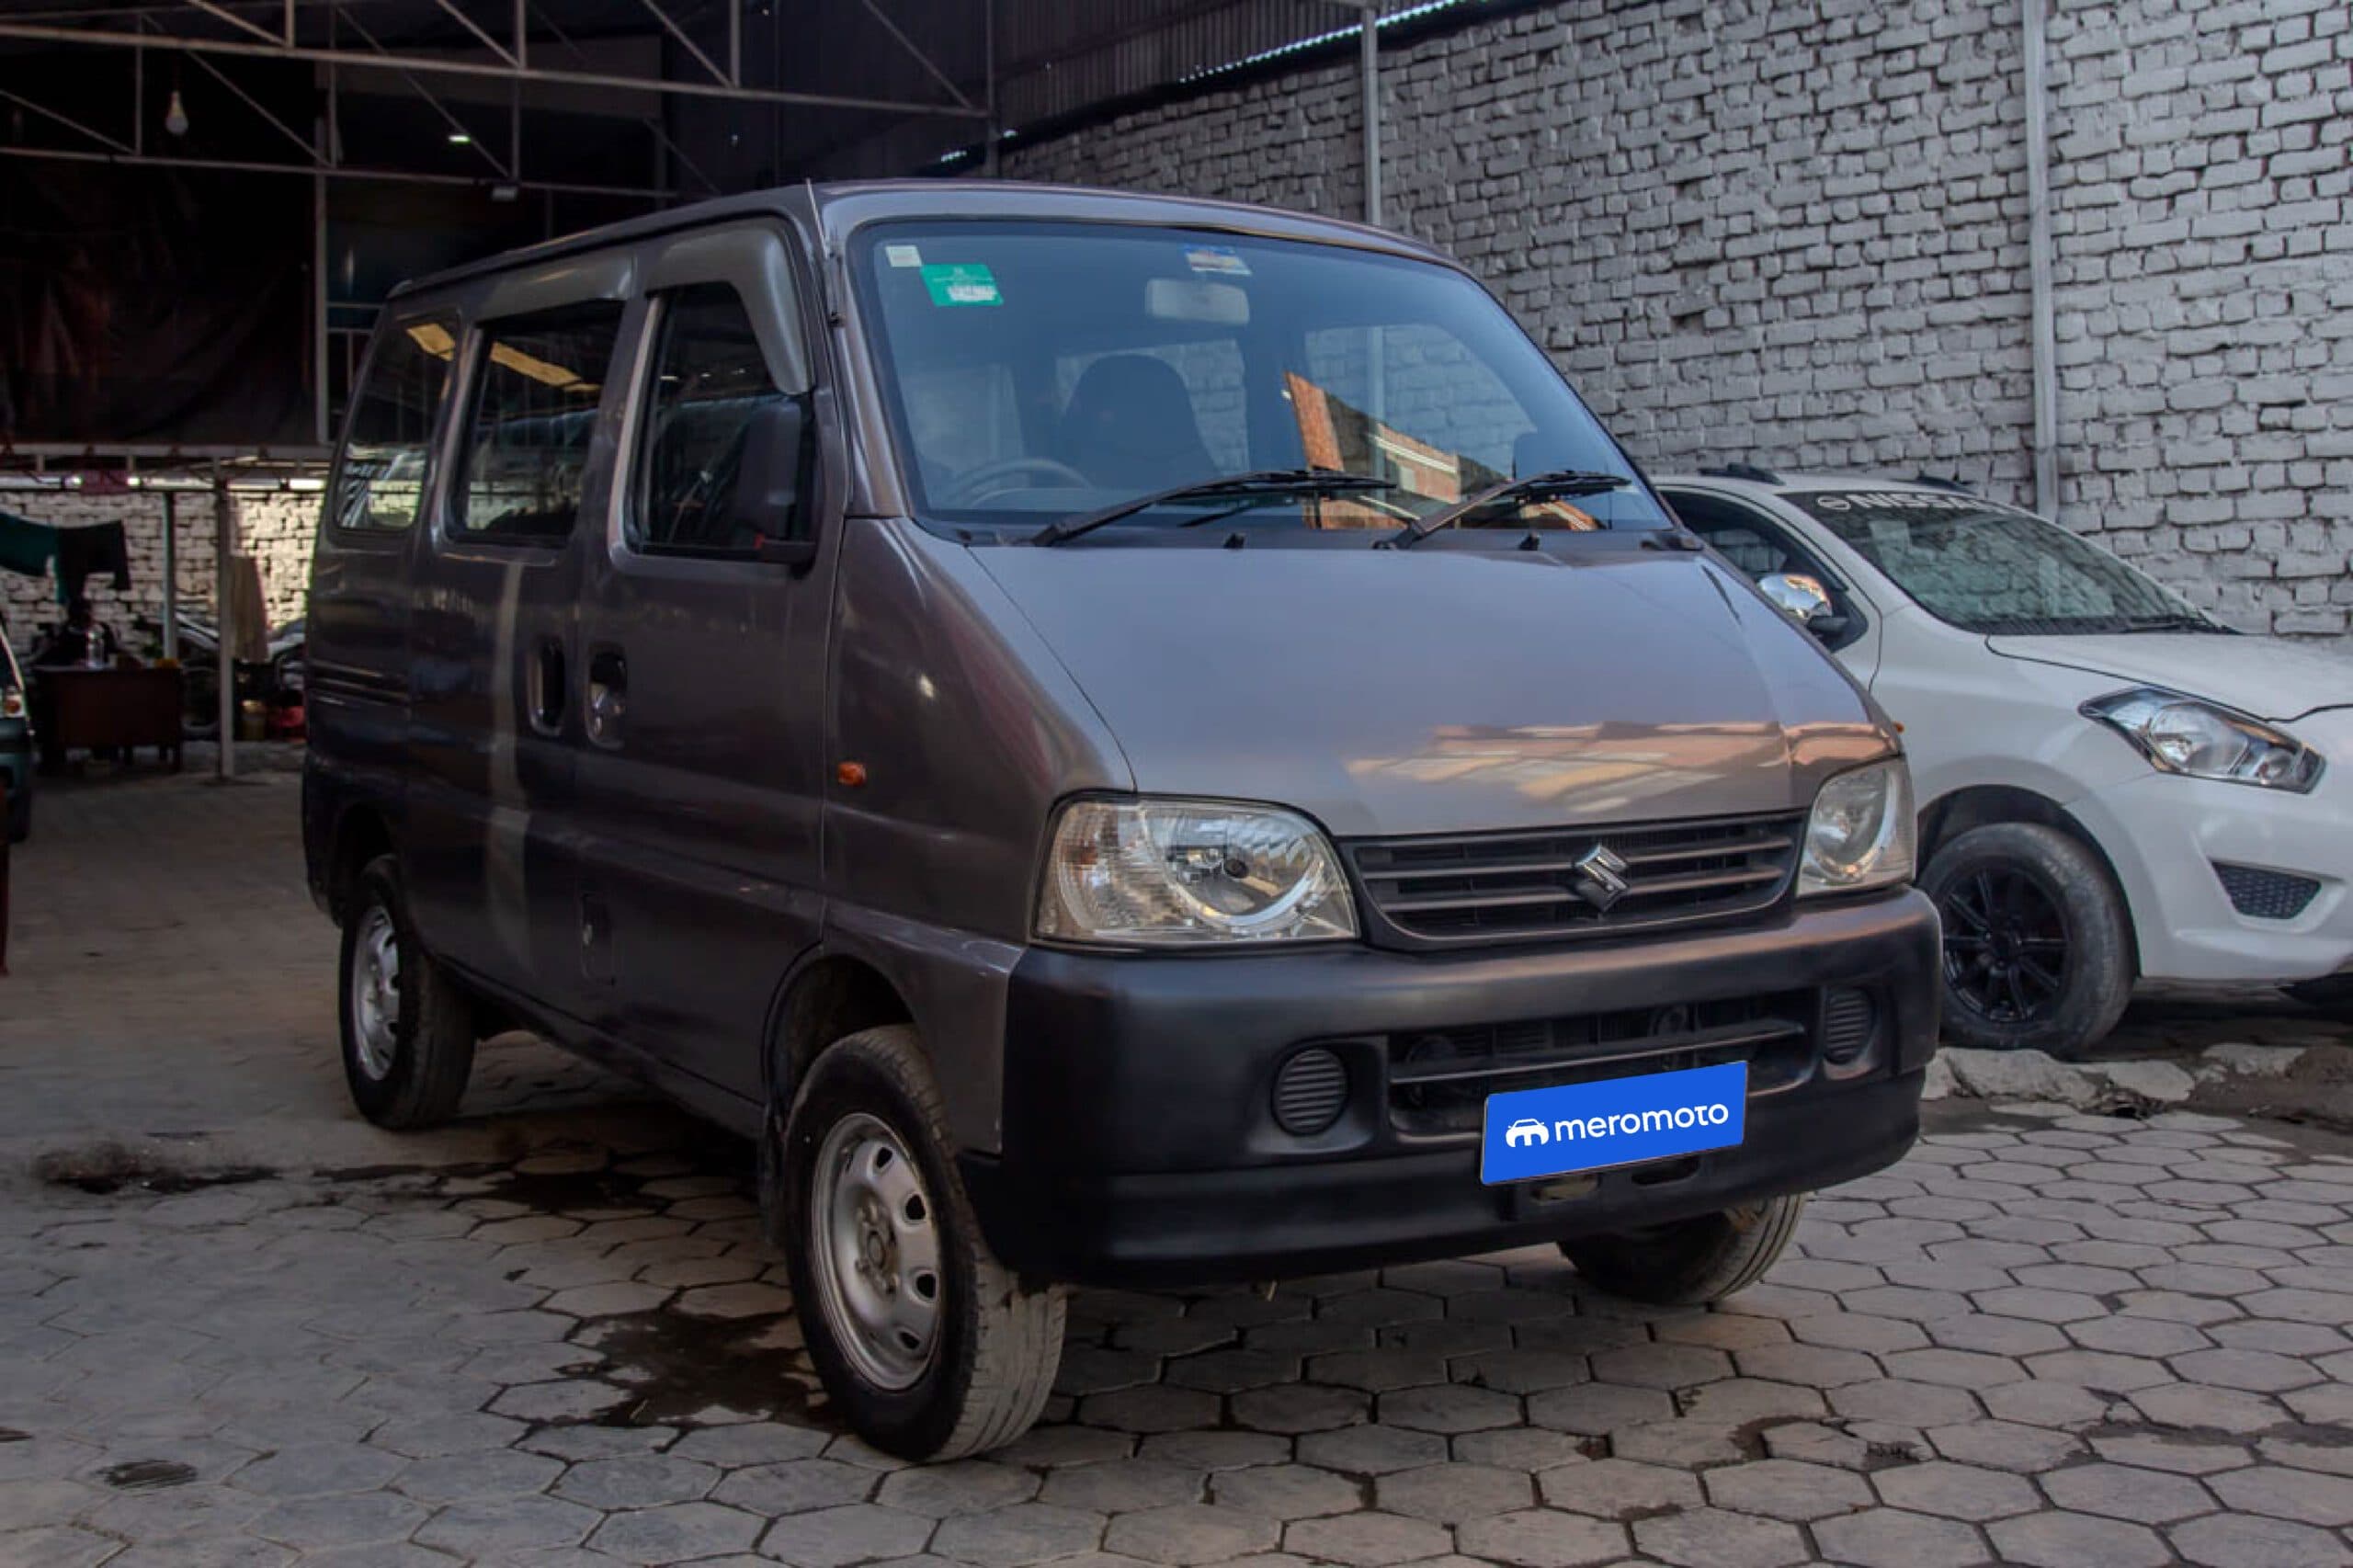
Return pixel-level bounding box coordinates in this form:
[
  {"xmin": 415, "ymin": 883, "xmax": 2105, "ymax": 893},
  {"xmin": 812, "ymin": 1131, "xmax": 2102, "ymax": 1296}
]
[{"xmin": 390, "ymin": 177, "xmax": 1449, "ymax": 301}]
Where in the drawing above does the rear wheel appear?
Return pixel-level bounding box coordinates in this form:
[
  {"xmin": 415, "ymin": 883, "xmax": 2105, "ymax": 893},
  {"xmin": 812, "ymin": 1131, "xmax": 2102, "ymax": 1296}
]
[
  {"xmin": 338, "ymin": 854, "xmax": 475, "ymax": 1128},
  {"xmin": 773, "ymin": 1025, "xmax": 1063, "ymax": 1460},
  {"xmin": 1922, "ymin": 822, "xmax": 2131, "ymax": 1057},
  {"xmin": 1562, "ymin": 1195, "xmax": 1807, "ymax": 1306}
]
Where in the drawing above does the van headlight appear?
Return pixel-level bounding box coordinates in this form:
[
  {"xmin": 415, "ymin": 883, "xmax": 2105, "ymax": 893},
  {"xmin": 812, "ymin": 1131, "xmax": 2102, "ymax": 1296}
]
[
  {"xmin": 2082, "ymin": 688, "xmax": 2324, "ymax": 792},
  {"xmin": 1038, "ymin": 797, "xmax": 1358, "ymax": 947},
  {"xmin": 1799, "ymin": 759, "xmax": 1915, "ymax": 897}
]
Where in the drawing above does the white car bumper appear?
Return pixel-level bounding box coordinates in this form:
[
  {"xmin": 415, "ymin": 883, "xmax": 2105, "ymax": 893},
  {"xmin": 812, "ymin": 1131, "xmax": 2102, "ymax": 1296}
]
[{"xmin": 2073, "ymin": 709, "xmax": 2353, "ymax": 984}]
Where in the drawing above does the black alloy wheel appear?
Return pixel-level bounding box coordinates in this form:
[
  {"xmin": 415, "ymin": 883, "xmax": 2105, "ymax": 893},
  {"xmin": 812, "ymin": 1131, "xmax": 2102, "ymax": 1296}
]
[{"xmin": 1938, "ymin": 864, "xmax": 2071, "ymax": 1026}]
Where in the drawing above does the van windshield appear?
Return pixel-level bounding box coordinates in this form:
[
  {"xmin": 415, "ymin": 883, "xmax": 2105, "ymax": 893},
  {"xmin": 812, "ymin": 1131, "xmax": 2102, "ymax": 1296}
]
[{"xmin": 854, "ymin": 222, "xmax": 1668, "ymax": 540}]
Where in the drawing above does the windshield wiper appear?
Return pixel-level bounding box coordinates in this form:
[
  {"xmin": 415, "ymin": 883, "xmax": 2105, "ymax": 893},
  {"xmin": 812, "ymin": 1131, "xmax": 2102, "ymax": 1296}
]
[
  {"xmin": 1376, "ymin": 469, "xmax": 1635, "ymax": 551},
  {"xmin": 2120, "ymin": 613, "xmax": 2230, "ymax": 634},
  {"xmin": 1028, "ymin": 469, "xmax": 1400, "ymax": 547}
]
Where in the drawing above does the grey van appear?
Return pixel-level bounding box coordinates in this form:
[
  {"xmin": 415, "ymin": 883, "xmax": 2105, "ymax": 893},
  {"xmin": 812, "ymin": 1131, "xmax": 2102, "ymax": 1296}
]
[{"xmin": 304, "ymin": 180, "xmax": 1939, "ymax": 1460}]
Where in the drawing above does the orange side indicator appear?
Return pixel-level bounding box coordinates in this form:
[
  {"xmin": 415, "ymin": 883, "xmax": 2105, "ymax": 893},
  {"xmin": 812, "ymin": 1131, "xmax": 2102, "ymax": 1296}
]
[{"xmin": 836, "ymin": 761, "xmax": 869, "ymax": 788}]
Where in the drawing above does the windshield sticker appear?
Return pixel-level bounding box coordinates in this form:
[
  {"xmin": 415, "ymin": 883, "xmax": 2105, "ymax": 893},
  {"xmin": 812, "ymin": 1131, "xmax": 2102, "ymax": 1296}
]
[
  {"xmin": 1184, "ymin": 245, "xmax": 1252, "ymax": 277},
  {"xmin": 921, "ymin": 263, "xmax": 1001, "ymax": 307},
  {"xmin": 1803, "ymin": 491, "xmax": 1993, "ymax": 515},
  {"xmin": 882, "ymin": 243, "xmax": 923, "ymax": 268}
]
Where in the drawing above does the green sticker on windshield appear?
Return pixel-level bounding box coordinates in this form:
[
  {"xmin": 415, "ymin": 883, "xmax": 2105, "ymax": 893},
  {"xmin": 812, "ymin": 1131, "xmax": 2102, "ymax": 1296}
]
[{"xmin": 922, "ymin": 263, "xmax": 1001, "ymax": 307}]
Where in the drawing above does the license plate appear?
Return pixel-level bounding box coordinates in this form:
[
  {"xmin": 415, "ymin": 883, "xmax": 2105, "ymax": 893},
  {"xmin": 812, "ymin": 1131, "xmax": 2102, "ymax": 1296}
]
[{"xmin": 1481, "ymin": 1061, "xmax": 1748, "ymax": 1185}]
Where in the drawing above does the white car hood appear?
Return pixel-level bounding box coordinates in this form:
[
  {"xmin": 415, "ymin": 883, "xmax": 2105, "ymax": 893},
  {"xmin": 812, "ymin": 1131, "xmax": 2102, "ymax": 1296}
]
[{"xmin": 1987, "ymin": 632, "xmax": 2353, "ymax": 722}]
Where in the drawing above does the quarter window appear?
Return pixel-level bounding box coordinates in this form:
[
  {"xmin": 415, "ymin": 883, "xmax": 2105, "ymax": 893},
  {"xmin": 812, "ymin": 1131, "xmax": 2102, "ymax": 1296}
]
[
  {"xmin": 330, "ymin": 317, "xmax": 455, "ymax": 532},
  {"xmin": 632, "ymin": 283, "xmax": 813, "ymax": 554},
  {"xmin": 453, "ymin": 301, "xmax": 625, "ymax": 541}
]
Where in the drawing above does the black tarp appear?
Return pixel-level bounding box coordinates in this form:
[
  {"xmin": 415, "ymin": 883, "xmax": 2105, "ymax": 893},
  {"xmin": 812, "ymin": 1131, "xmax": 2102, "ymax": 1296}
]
[{"xmin": 0, "ymin": 161, "xmax": 311, "ymax": 445}]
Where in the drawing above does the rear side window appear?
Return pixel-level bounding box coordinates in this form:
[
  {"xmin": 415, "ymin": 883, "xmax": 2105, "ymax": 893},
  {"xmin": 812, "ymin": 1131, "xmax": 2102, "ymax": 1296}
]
[
  {"xmin": 331, "ymin": 317, "xmax": 455, "ymax": 532},
  {"xmin": 631, "ymin": 283, "xmax": 813, "ymax": 554},
  {"xmin": 452, "ymin": 301, "xmax": 625, "ymax": 541}
]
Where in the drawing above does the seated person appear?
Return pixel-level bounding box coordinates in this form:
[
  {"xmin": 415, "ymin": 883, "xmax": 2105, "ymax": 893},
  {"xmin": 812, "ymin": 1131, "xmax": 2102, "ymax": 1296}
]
[{"xmin": 32, "ymin": 598, "xmax": 119, "ymax": 669}]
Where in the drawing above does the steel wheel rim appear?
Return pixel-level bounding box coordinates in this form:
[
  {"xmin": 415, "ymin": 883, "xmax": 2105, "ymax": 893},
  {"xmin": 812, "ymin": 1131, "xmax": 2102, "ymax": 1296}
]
[
  {"xmin": 808, "ymin": 1112, "xmax": 944, "ymax": 1392},
  {"xmin": 1938, "ymin": 864, "xmax": 2070, "ymax": 1026},
  {"xmin": 348, "ymin": 904, "xmax": 402, "ymax": 1080}
]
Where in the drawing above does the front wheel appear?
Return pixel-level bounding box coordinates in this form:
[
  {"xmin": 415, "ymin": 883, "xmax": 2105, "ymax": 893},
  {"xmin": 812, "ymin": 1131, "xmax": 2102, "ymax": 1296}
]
[
  {"xmin": 1921, "ymin": 822, "xmax": 2132, "ymax": 1057},
  {"xmin": 338, "ymin": 854, "xmax": 476, "ymax": 1128},
  {"xmin": 1562, "ymin": 1195, "xmax": 1807, "ymax": 1306},
  {"xmin": 774, "ymin": 1026, "xmax": 1064, "ymax": 1460}
]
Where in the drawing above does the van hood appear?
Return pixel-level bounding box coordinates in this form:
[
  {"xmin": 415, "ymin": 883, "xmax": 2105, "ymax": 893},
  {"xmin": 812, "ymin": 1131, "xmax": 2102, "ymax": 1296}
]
[
  {"xmin": 975, "ymin": 545, "xmax": 1888, "ymax": 839},
  {"xmin": 1987, "ymin": 632, "xmax": 2353, "ymax": 722}
]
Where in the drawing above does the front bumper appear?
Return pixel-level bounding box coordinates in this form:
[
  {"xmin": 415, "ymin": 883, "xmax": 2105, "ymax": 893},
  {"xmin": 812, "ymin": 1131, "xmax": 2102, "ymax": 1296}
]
[
  {"xmin": 964, "ymin": 888, "xmax": 1939, "ymax": 1286},
  {"xmin": 2071, "ymin": 714, "xmax": 2353, "ymax": 983}
]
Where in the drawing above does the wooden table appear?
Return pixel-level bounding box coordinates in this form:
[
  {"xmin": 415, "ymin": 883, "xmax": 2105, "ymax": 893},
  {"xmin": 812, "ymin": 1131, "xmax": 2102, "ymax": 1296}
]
[{"xmin": 35, "ymin": 666, "xmax": 185, "ymax": 773}]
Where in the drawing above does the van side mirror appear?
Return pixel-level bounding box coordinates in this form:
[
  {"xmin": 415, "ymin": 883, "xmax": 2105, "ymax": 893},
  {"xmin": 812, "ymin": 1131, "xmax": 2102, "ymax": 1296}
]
[{"xmin": 728, "ymin": 396, "xmax": 816, "ymax": 568}]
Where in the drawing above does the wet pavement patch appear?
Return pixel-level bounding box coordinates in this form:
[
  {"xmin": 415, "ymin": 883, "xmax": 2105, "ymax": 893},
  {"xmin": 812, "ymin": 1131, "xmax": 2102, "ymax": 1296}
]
[
  {"xmin": 29, "ymin": 1141, "xmax": 277, "ymax": 1196},
  {"xmin": 100, "ymin": 1460, "xmax": 199, "ymax": 1491},
  {"xmin": 575, "ymin": 1307, "xmax": 833, "ymax": 1432}
]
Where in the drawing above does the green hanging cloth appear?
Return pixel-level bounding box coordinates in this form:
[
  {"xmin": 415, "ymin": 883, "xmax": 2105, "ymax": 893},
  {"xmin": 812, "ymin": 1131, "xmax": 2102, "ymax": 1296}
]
[{"xmin": 0, "ymin": 511, "xmax": 58, "ymax": 580}]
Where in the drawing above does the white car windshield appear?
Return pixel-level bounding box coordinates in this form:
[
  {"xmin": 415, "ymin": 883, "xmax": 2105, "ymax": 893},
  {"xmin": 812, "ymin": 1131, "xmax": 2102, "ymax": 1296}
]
[
  {"xmin": 1791, "ymin": 491, "xmax": 2220, "ymax": 635},
  {"xmin": 855, "ymin": 222, "xmax": 1670, "ymax": 540}
]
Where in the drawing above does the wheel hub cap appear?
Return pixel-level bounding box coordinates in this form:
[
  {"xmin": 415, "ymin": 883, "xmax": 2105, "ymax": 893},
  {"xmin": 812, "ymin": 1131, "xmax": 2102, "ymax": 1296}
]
[
  {"xmin": 347, "ymin": 905, "xmax": 401, "ymax": 1081},
  {"xmin": 809, "ymin": 1113, "xmax": 943, "ymax": 1391}
]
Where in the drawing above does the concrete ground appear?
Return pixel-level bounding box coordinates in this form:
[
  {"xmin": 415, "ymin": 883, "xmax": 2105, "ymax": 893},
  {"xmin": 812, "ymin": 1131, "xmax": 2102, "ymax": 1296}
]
[{"xmin": 4, "ymin": 771, "xmax": 2353, "ymax": 1568}]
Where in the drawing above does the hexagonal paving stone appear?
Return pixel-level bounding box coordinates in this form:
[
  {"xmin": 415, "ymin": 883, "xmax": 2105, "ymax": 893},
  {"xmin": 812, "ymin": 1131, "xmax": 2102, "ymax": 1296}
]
[
  {"xmin": 1537, "ymin": 1457, "xmax": 1700, "ymax": 1520},
  {"xmin": 1294, "ymin": 1426, "xmax": 1449, "ymax": 1476},
  {"xmin": 1631, "ymin": 1506, "xmax": 1809, "ymax": 1568},
  {"xmin": 1101, "ymin": 1502, "xmax": 1281, "ymax": 1565},
  {"xmin": 1988, "ymin": 1509, "xmax": 2172, "ymax": 1568},
  {"xmin": 1039, "ymin": 1459, "xmax": 1205, "ymax": 1514},
  {"xmin": 411, "ymin": 1494, "xmax": 602, "ymax": 1556},
  {"xmin": 1230, "ymin": 1384, "xmax": 1370, "ymax": 1436},
  {"xmin": 710, "ymin": 1458, "xmax": 878, "ymax": 1515},
  {"xmin": 1372, "ymin": 1461, "xmax": 1529, "ymax": 1525},
  {"xmin": 1811, "ymin": 1506, "xmax": 1987, "ymax": 1568},
  {"xmin": 2041, "ymin": 1460, "xmax": 2214, "ymax": 1523},
  {"xmin": 1524, "ymin": 1382, "xmax": 1675, "ymax": 1435},
  {"xmin": 1452, "ymin": 1509, "xmax": 1628, "ymax": 1568},
  {"xmin": 761, "ymin": 1503, "xmax": 936, "ymax": 1568},
  {"xmin": 1923, "ymin": 1419, "xmax": 2084, "ymax": 1474},
  {"xmin": 2210, "ymin": 1465, "xmax": 2353, "ymax": 1527},
  {"xmin": 230, "ymin": 1444, "xmax": 405, "ymax": 1498},
  {"xmin": 1587, "ymin": 1342, "xmax": 1731, "ymax": 1391},
  {"xmin": 1873, "ymin": 1459, "xmax": 2041, "ymax": 1521},
  {"xmin": 248, "ymin": 1493, "xmax": 431, "ymax": 1551},
  {"xmin": 875, "ymin": 1461, "xmax": 1040, "ymax": 1517},
  {"xmin": 2171, "ymin": 1347, "xmax": 2325, "ymax": 1393},
  {"xmin": 930, "ymin": 1504, "xmax": 1108, "ymax": 1568},
  {"xmin": 2169, "ymin": 1511, "xmax": 2353, "ymax": 1568},
  {"xmin": 392, "ymin": 1447, "xmax": 563, "ymax": 1504},
  {"xmin": 1211, "ymin": 1464, "xmax": 1363, "ymax": 1520},
  {"xmin": 1700, "ymin": 1457, "xmax": 1872, "ymax": 1522},
  {"xmin": 1376, "ymin": 1384, "xmax": 1519, "ymax": 1434},
  {"xmin": 1281, "ymin": 1510, "xmax": 1452, "ymax": 1567},
  {"xmin": 586, "ymin": 1501, "xmax": 765, "ymax": 1564},
  {"xmin": 0, "ymin": 1527, "xmax": 119, "ymax": 1568}
]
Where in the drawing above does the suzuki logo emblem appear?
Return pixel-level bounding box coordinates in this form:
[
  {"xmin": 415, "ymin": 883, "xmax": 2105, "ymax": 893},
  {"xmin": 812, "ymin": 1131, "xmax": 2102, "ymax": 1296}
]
[{"xmin": 1570, "ymin": 844, "xmax": 1631, "ymax": 911}]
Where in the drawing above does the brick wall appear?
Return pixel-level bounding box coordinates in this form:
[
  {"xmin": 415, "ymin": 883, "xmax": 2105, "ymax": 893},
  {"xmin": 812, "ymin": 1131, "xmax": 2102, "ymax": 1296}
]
[
  {"xmin": 1004, "ymin": 0, "xmax": 2353, "ymax": 641},
  {"xmin": 1, "ymin": 490, "xmax": 318, "ymax": 655}
]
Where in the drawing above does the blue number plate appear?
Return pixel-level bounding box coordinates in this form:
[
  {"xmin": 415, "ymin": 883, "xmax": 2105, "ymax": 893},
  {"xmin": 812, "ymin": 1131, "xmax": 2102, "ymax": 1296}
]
[{"xmin": 1481, "ymin": 1061, "xmax": 1748, "ymax": 1185}]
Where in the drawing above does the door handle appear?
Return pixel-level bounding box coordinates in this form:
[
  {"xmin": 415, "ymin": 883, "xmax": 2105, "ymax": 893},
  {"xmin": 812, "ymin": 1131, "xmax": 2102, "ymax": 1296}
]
[
  {"xmin": 585, "ymin": 647, "xmax": 628, "ymax": 746},
  {"xmin": 527, "ymin": 637, "xmax": 566, "ymax": 735}
]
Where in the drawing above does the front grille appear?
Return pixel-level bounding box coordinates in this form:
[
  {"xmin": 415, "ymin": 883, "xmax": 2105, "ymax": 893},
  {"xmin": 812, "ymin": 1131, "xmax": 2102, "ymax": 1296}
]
[
  {"xmin": 1347, "ymin": 812, "xmax": 1804, "ymax": 947},
  {"xmin": 2214, "ymin": 863, "xmax": 2322, "ymax": 921},
  {"xmin": 1385, "ymin": 990, "xmax": 1815, "ymax": 1137}
]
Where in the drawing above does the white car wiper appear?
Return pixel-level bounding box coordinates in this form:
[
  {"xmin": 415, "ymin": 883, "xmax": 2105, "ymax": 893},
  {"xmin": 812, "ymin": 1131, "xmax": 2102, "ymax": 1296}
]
[{"xmin": 1029, "ymin": 470, "xmax": 1399, "ymax": 547}]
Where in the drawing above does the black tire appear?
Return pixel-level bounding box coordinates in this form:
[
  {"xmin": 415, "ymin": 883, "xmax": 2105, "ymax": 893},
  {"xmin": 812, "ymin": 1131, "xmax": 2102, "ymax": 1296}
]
[
  {"xmin": 1562, "ymin": 1194, "xmax": 1807, "ymax": 1306},
  {"xmin": 2286, "ymin": 974, "xmax": 2353, "ymax": 1019},
  {"xmin": 1921, "ymin": 822, "xmax": 2131, "ymax": 1057},
  {"xmin": 773, "ymin": 1025, "xmax": 1064, "ymax": 1460},
  {"xmin": 337, "ymin": 854, "xmax": 476, "ymax": 1129}
]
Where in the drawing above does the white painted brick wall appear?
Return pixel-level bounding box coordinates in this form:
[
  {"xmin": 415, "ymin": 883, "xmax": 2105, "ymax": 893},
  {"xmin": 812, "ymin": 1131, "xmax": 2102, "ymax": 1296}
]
[
  {"xmin": 2, "ymin": 490, "xmax": 318, "ymax": 654},
  {"xmin": 1006, "ymin": 0, "xmax": 2353, "ymax": 642}
]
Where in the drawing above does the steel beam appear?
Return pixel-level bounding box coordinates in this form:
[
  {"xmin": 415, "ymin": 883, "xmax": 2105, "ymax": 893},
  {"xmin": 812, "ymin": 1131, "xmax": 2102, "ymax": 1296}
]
[
  {"xmin": 0, "ymin": 19, "xmax": 992, "ymax": 116},
  {"xmin": 335, "ymin": 3, "xmax": 510, "ymax": 177},
  {"xmin": 0, "ymin": 142, "xmax": 676, "ymax": 200},
  {"xmin": 0, "ymin": 85, "xmax": 134, "ymax": 152},
  {"xmin": 857, "ymin": 0, "xmax": 972, "ymax": 108},
  {"xmin": 185, "ymin": 47, "xmax": 323, "ymax": 162},
  {"xmin": 425, "ymin": 0, "xmax": 517, "ymax": 64},
  {"xmin": 631, "ymin": 0, "xmax": 728, "ymax": 88},
  {"xmin": 184, "ymin": 0, "xmax": 279, "ymax": 43}
]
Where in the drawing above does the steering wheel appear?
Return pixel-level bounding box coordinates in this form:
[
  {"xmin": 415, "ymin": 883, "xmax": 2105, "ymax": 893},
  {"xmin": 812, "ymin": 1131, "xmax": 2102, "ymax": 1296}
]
[{"xmin": 941, "ymin": 456, "xmax": 1094, "ymax": 506}]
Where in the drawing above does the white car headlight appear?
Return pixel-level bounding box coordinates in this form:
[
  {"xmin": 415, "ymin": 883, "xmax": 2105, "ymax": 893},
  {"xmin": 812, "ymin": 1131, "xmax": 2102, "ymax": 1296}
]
[
  {"xmin": 1038, "ymin": 797, "xmax": 1358, "ymax": 948},
  {"xmin": 1799, "ymin": 758, "xmax": 1916, "ymax": 897},
  {"xmin": 2083, "ymin": 688, "xmax": 2324, "ymax": 792}
]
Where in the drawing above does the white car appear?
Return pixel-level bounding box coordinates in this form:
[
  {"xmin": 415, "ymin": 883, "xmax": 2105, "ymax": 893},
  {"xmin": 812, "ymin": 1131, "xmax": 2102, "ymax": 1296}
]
[{"xmin": 1656, "ymin": 468, "xmax": 2353, "ymax": 1055}]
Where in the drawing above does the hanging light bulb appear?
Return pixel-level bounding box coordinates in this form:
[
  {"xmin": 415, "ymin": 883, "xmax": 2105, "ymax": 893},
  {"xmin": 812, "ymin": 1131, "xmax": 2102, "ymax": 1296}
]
[{"xmin": 165, "ymin": 89, "xmax": 189, "ymax": 137}]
